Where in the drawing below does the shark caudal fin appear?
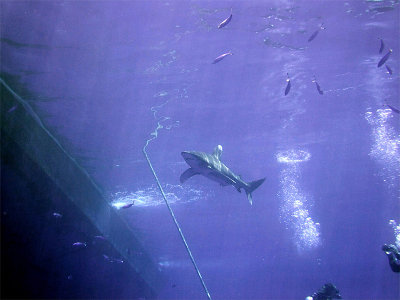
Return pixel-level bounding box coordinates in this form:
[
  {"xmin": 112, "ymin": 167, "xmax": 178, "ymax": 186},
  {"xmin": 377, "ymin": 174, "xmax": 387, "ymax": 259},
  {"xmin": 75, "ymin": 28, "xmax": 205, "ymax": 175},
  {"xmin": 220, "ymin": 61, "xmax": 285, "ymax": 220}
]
[{"xmin": 245, "ymin": 178, "xmax": 266, "ymax": 205}]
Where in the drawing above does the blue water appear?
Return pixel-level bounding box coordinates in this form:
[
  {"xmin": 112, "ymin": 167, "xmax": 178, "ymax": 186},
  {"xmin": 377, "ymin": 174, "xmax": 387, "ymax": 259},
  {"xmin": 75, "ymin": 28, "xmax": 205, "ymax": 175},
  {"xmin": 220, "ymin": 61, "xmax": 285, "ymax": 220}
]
[{"xmin": 1, "ymin": 0, "xmax": 399, "ymax": 299}]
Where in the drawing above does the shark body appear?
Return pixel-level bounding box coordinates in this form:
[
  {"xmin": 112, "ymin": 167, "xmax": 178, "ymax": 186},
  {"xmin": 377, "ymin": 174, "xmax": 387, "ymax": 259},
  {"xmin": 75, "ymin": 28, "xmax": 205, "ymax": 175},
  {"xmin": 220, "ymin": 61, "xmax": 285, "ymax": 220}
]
[{"xmin": 180, "ymin": 145, "xmax": 265, "ymax": 205}]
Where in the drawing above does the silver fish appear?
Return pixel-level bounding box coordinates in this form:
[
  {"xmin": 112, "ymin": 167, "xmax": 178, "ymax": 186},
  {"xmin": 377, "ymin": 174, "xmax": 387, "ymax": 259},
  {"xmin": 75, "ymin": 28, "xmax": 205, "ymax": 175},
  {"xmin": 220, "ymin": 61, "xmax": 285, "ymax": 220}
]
[
  {"xmin": 385, "ymin": 65, "xmax": 392, "ymax": 75},
  {"xmin": 308, "ymin": 24, "xmax": 325, "ymax": 42},
  {"xmin": 72, "ymin": 242, "xmax": 87, "ymax": 248},
  {"xmin": 218, "ymin": 8, "xmax": 232, "ymax": 28},
  {"xmin": 377, "ymin": 49, "xmax": 392, "ymax": 68},
  {"xmin": 52, "ymin": 212, "xmax": 62, "ymax": 218},
  {"xmin": 212, "ymin": 51, "xmax": 232, "ymax": 64},
  {"xmin": 312, "ymin": 77, "xmax": 323, "ymax": 95},
  {"xmin": 379, "ymin": 38, "xmax": 384, "ymax": 54},
  {"xmin": 7, "ymin": 105, "xmax": 17, "ymax": 113},
  {"xmin": 285, "ymin": 73, "xmax": 291, "ymax": 96}
]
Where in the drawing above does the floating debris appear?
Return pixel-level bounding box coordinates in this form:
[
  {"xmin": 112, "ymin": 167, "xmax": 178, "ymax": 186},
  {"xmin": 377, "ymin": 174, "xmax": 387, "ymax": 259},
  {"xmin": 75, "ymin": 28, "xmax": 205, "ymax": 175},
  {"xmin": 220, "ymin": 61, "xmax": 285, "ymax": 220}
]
[
  {"xmin": 377, "ymin": 49, "xmax": 392, "ymax": 68},
  {"xmin": 212, "ymin": 51, "xmax": 232, "ymax": 64},
  {"xmin": 218, "ymin": 8, "xmax": 232, "ymax": 28},
  {"xmin": 285, "ymin": 73, "xmax": 291, "ymax": 96}
]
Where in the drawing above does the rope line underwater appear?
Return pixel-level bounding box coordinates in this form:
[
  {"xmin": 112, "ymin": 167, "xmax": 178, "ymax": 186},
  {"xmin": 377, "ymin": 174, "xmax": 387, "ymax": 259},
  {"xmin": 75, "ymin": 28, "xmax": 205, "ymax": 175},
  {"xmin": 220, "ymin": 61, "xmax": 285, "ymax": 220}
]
[{"xmin": 142, "ymin": 146, "xmax": 212, "ymax": 300}]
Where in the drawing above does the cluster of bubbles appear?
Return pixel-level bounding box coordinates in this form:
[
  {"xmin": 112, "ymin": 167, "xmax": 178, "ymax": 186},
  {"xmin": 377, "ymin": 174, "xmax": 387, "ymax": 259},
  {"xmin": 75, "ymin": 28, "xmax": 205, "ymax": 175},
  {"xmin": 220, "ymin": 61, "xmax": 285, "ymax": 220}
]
[
  {"xmin": 276, "ymin": 149, "xmax": 311, "ymax": 164},
  {"xmin": 389, "ymin": 219, "xmax": 400, "ymax": 249},
  {"xmin": 365, "ymin": 108, "xmax": 400, "ymax": 189},
  {"xmin": 277, "ymin": 150, "xmax": 321, "ymax": 252},
  {"xmin": 111, "ymin": 184, "xmax": 208, "ymax": 208}
]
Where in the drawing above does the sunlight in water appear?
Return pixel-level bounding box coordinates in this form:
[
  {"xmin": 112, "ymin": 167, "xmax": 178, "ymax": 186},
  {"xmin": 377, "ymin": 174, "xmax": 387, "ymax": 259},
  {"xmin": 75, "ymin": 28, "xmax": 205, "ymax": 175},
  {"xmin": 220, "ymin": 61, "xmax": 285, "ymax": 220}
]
[
  {"xmin": 389, "ymin": 220, "xmax": 400, "ymax": 249},
  {"xmin": 111, "ymin": 184, "xmax": 208, "ymax": 208},
  {"xmin": 365, "ymin": 108, "xmax": 400, "ymax": 190},
  {"xmin": 277, "ymin": 150, "xmax": 321, "ymax": 252},
  {"xmin": 276, "ymin": 149, "xmax": 311, "ymax": 164}
]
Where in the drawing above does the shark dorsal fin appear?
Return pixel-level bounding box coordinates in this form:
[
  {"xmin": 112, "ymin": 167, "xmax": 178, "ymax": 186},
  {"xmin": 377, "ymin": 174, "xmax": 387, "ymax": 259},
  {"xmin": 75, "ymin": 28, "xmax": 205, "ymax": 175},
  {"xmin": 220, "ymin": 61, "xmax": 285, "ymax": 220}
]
[{"xmin": 213, "ymin": 145, "xmax": 223, "ymax": 160}]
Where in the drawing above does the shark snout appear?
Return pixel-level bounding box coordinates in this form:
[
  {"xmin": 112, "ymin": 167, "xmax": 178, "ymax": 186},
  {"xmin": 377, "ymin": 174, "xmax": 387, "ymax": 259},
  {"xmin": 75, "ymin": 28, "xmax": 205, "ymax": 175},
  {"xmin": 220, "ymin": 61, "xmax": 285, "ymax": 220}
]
[
  {"xmin": 181, "ymin": 151, "xmax": 198, "ymax": 162},
  {"xmin": 181, "ymin": 151, "xmax": 206, "ymax": 169}
]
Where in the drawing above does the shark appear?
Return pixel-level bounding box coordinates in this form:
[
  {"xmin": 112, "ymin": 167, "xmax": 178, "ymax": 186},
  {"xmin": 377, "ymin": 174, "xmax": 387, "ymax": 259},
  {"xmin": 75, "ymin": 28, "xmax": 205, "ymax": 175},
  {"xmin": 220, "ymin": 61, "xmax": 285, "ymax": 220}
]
[{"xmin": 180, "ymin": 145, "xmax": 265, "ymax": 205}]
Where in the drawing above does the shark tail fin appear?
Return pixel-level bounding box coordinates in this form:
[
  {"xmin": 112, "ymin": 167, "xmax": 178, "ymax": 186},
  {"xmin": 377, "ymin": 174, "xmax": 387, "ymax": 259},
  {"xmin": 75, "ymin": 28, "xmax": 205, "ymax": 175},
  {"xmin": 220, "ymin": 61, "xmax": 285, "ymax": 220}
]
[{"xmin": 245, "ymin": 178, "xmax": 266, "ymax": 205}]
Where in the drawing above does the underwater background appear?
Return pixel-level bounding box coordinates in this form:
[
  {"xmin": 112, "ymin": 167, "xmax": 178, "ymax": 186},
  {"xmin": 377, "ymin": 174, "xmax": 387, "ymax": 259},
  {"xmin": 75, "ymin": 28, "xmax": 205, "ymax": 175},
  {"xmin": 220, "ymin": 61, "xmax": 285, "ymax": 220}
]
[{"xmin": 1, "ymin": 0, "xmax": 399, "ymax": 299}]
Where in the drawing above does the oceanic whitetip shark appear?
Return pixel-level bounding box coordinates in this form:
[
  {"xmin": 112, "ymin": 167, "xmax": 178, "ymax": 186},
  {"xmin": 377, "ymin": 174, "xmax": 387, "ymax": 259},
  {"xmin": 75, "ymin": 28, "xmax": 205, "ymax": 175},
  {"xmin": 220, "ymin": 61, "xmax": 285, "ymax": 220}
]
[{"xmin": 180, "ymin": 145, "xmax": 265, "ymax": 205}]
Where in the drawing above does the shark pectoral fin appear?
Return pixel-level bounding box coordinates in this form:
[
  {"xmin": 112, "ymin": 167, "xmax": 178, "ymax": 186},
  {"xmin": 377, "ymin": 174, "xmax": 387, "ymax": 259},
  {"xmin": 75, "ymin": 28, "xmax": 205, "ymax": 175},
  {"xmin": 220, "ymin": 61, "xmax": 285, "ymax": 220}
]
[
  {"xmin": 246, "ymin": 191, "xmax": 253, "ymax": 205},
  {"xmin": 180, "ymin": 168, "xmax": 198, "ymax": 184}
]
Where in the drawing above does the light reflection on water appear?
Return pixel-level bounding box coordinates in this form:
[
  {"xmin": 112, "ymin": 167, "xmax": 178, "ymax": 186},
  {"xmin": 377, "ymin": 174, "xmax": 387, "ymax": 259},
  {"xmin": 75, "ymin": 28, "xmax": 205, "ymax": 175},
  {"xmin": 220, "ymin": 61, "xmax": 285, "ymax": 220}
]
[
  {"xmin": 277, "ymin": 149, "xmax": 321, "ymax": 252},
  {"xmin": 389, "ymin": 219, "xmax": 400, "ymax": 249},
  {"xmin": 111, "ymin": 184, "xmax": 209, "ymax": 208},
  {"xmin": 365, "ymin": 108, "xmax": 400, "ymax": 190}
]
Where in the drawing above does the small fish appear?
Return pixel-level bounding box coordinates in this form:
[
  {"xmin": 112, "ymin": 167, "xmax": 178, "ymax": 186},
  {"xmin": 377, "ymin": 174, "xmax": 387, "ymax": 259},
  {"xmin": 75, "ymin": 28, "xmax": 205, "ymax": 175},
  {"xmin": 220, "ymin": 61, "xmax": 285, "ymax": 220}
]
[
  {"xmin": 121, "ymin": 202, "xmax": 134, "ymax": 209},
  {"xmin": 379, "ymin": 38, "xmax": 384, "ymax": 54},
  {"xmin": 94, "ymin": 235, "xmax": 106, "ymax": 240},
  {"xmin": 386, "ymin": 65, "xmax": 392, "ymax": 75},
  {"xmin": 386, "ymin": 104, "xmax": 400, "ymax": 114},
  {"xmin": 212, "ymin": 51, "xmax": 232, "ymax": 64},
  {"xmin": 308, "ymin": 24, "xmax": 325, "ymax": 42},
  {"xmin": 377, "ymin": 49, "xmax": 392, "ymax": 68},
  {"xmin": 67, "ymin": 275, "xmax": 72, "ymax": 280},
  {"xmin": 312, "ymin": 77, "xmax": 324, "ymax": 95},
  {"xmin": 103, "ymin": 254, "xmax": 110, "ymax": 261},
  {"xmin": 103, "ymin": 254, "xmax": 124, "ymax": 263},
  {"xmin": 285, "ymin": 73, "xmax": 291, "ymax": 96},
  {"xmin": 52, "ymin": 212, "xmax": 62, "ymax": 218},
  {"xmin": 218, "ymin": 8, "xmax": 232, "ymax": 29},
  {"xmin": 7, "ymin": 105, "xmax": 17, "ymax": 113},
  {"xmin": 72, "ymin": 242, "xmax": 87, "ymax": 248}
]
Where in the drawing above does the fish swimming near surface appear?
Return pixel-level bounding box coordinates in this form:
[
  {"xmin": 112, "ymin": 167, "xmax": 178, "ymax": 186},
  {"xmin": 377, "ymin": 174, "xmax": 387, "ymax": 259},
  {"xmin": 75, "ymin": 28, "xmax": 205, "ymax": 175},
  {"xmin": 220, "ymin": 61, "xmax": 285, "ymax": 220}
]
[
  {"xmin": 7, "ymin": 105, "xmax": 17, "ymax": 113},
  {"xmin": 308, "ymin": 23, "xmax": 325, "ymax": 42},
  {"xmin": 379, "ymin": 38, "xmax": 385, "ymax": 54},
  {"xmin": 312, "ymin": 77, "xmax": 323, "ymax": 95},
  {"xmin": 386, "ymin": 65, "xmax": 392, "ymax": 75},
  {"xmin": 285, "ymin": 73, "xmax": 291, "ymax": 96},
  {"xmin": 121, "ymin": 202, "xmax": 134, "ymax": 209},
  {"xmin": 218, "ymin": 8, "xmax": 232, "ymax": 28},
  {"xmin": 377, "ymin": 49, "xmax": 392, "ymax": 68},
  {"xmin": 386, "ymin": 103, "xmax": 400, "ymax": 114},
  {"xmin": 52, "ymin": 212, "xmax": 62, "ymax": 218},
  {"xmin": 103, "ymin": 254, "xmax": 124, "ymax": 263},
  {"xmin": 72, "ymin": 242, "xmax": 87, "ymax": 248},
  {"xmin": 212, "ymin": 51, "xmax": 232, "ymax": 64},
  {"xmin": 180, "ymin": 145, "xmax": 265, "ymax": 205}
]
